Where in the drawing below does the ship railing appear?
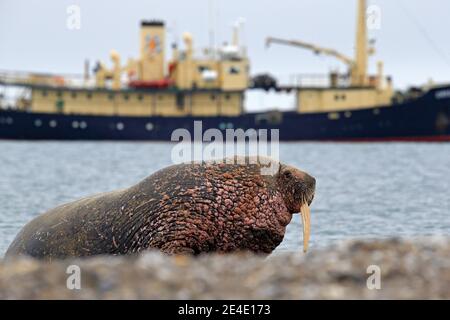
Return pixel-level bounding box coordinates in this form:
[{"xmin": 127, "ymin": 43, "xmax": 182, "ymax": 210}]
[
  {"xmin": 287, "ymin": 73, "xmax": 351, "ymax": 88},
  {"xmin": 0, "ymin": 69, "xmax": 96, "ymax": 89}
]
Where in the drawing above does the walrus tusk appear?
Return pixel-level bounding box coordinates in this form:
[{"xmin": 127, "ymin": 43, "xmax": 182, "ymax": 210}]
[{"xmin": 300, "ymin": 202, "xmax": 311, "ymax": 253}]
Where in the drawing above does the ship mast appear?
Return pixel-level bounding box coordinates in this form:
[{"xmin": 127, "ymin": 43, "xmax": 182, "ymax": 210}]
[
  {"xmin": 354, "ymin": 0, "xmax": 368, "ymax": 86},
  {"xmin": 266, "ymin": 0, "xmax": 372, "ymax": 87}
]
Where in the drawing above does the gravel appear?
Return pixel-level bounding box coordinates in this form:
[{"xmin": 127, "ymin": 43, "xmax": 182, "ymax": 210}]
[{"xmin": 0, "ymin": 237, "xmax": 449, "ymax": 299}]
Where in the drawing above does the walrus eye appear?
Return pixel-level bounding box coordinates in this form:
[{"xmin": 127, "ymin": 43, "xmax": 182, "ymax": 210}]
[{"xmin": 283, "ymin": 171, "xmax": 292, "ymax": 178}]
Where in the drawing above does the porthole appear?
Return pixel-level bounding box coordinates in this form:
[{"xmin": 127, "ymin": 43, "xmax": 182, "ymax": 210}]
[
  {"xmin": 116, "ymin": 122, "xmax": 124, "ymax": 130},
  {"xmin": 72, "ymin": 121, "xmax": 79, "ymax": 129},
  {"xmin": 87, "ymin": 92, "xmax": 92, "ymax": 99},
  {"xmin": 138, "ymin": 94, "xmax": 144, "ymax": 101},
  {"xmin": 227, "ymin": 122, "xmax": 234, "ymax": 129},
  {"xmin": 123, "ymin": 94, "xmax": 129, "ymax": 100},
  {"xmin": 49, "ymin": 120, "xmax": 57, "ymax": 128},
  {"xmin": 6, "ymin": 117, "xmax": 13, "ymax": 125},
  {"xmin": 42, "ymin": 90, "xmax": 48, "ymax": 97},
  {"xmin": 344, "ymin": 111, "xmax": 352, "ymax": 118},
  {"xmin": 219, "ymin": 123, "xmax": 226, "ymax": 130},
  {"xmin": 210, "ymin": 94, "xmax": 216, "ymax": 101},
  {"xmin": 328, "ymin": 112, "xmax": 340, "ymax": 120},
  {"xmin": 373, "ymin": 108, "xmax": 380, "ymax": 115},
  {"xmin": 71, "ymin": 92, "xmax": 77, "ymax": 99},
  {"xmin": 108, "ymin": 93, "xmax": 115, "ymax": 100},
  {"xmin": 34, "ymin": 119, "xmax": 42, "ymax": 127},
  {"xmin": 79, "ymin": 121, "xmax": 87, "ymax": 129},
  {"xmin": 145, "ymin": 123, "xmax": 154, "ymax": 131},
  {"xmin": 56, "ymin": 91, "xmax": 63, "ymax": 98}
]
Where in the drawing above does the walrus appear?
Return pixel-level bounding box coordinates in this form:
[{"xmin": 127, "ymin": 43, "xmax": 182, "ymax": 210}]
[{"xmin": 5, "ymin": 156, "xmax": 315, "ymax": 260}]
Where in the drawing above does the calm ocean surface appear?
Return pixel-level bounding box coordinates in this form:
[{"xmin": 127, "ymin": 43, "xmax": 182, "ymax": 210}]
[{"xmin": 1, "ymin": 141, "xmax": 449, "ymax": 256}]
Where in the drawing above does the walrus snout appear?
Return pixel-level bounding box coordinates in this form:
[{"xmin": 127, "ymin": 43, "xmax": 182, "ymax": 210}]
[
  {"xmin": 305, "ymin": 173, "xmax": 316, "ymax": 205},
  {"xmin": 276, "ymin": 165, "xmax": 316, "ymax": 253},
  {"xmin": 293, "ymin": 170, "xmax": 316, "ymax": 207}
]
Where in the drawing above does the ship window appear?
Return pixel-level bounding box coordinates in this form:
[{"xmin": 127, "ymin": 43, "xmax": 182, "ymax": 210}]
[
  {"xmin": 41, "ymin": 90, "xmax": 48, "ymax": 97},
  {"xmin": 57, "ymin": 91, "xmax": 63, "ymax": 98},
  {"xmin": 210, "ymin": 94, "xmax": 216, "ymax": 100},
  {"xmin": 116, "ymin": 122, "xmax": 125, "ymax": 130},
  {"xmin": 49, "ymin": 120, "xmax": 57, "ymax": 128},
  {"xmin": 123, "ymin": 94, "xmax": 129, "ymax": 100},
  {"xmin": 341, "ymin": 94, "xmax": 346, "ymax": 100},
  {"xmin": 198, "ymin": 66, "xmax": 208, "ymax": 72},
  {"xmin": 176, "ymin": 93, "xmax": 184, "ymax": 110},
  {"xmin": 108, "ymin": 93, "xmax": 115, "ymax": 100},
  {"xmin": 71, "ymin": 92, "xmax": 77, "ymax": 99},
  {"xmin": 225, "ymin": 94, "xmax": 231, "ymax": 100},
  {"xmin": 158, "ymin": 95, "xmax": 163, "ymax": 100},
  {"xmin": 229, "ymin": 66, "xmax": 240, "ymax": 74},
  {"xmin": 334, "ymin": 94, "xmax": 340, "ymax": 101},
  {"xmin": 80, "ymin": 121, "xmax": 87, "ymax": 129},
  {"xmin": 145, "ymin": 123, "xmax": 154, "ymax": 131},
  {"xmin": 138, "ymin": 94, "xmax": 144, "ymax": 101},
  {"xmin": 87, "ymin": 92, "xmax": 92, "ymax": 99}
]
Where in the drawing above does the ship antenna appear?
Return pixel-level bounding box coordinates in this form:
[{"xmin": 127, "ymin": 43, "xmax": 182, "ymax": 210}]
[
  {"xmin": 396, "ymin": 0, "xmax": 450, "ymax": 69},
  {"xmin": 208, "ymin": 0, "xmax": 215, "ymax": 58}
]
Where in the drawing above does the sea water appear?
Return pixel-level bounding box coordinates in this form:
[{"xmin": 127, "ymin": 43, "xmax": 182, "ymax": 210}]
[{"xmin": 1, "ymin": 141, "xmax": 449, "ymax": 256}]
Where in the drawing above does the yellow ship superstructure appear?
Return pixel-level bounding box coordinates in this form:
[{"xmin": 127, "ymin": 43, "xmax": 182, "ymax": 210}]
[
  {"xmin": 1, "ymin": 0, "xmax": 449, "ymax": 142},
  {"xmin": 28, "ymin": 20, "xmax": 248, "ymax": 118},
  {"xmin": 266, "ymin": 0, "xmax": 394, "ymax": 114},
  {"xmin": 2, "ymin": 1, "xmax": 395, "ymax": 119}
]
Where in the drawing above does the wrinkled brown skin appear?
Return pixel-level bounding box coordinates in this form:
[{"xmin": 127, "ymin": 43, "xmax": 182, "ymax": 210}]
[{"xmin": 6, "ymin": 158, "xmax": 315, "ymax": 260}]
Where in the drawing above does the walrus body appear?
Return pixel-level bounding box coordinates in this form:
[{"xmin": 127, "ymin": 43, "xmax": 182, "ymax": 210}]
[{"xmin": 6, "ymin": 157, "xmax": 315, "ymax": 260}]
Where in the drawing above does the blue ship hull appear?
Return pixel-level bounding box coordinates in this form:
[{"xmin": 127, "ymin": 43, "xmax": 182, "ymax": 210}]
[{"xmin": 1, "ymin": 86, "xmax": 450, "ymax": 141}]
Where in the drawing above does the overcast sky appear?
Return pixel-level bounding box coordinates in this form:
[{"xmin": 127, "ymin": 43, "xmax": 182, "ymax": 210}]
[{"xmin": 1, "ymin": 0, "xmax": 450, "ymax": 110}]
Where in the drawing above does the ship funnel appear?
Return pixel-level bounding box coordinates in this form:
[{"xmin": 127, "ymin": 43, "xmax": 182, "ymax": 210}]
[{"xmin": 140, "ymin": 20, "xmax": 165, "ymax": 82}]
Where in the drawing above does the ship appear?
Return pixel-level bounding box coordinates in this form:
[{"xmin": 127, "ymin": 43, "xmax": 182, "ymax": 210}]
[{"xmin": 1, "ymin": 0, "xmax": 449, "ymax": 141}]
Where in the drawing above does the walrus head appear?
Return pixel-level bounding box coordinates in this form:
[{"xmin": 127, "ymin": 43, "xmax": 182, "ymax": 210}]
[{"xmin": 276, "ymin": 163, "xmax": 316, "ymax": 252}]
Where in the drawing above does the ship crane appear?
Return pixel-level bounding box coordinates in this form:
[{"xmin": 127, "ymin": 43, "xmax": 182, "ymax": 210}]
[
  {"xmin": 266, "ymin": 0, "xmax": 375, "ymax": 87},
  {"xmin": 265, "ymin": 37, "xmax": 355, "ymax": 85},
  {"xmin": 265, "ymin": 37, "xmax": 354, "ymax": 68}
]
